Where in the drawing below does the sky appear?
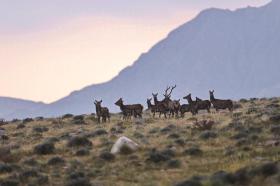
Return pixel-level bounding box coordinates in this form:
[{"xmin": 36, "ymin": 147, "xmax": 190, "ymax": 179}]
[{"xmin": 0, "ymin": 0, "xmax": 270, "ymax": 103}]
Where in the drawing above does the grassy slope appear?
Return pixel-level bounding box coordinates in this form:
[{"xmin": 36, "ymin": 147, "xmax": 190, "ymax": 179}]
[{"xmin": 0, "ymin": 98, "xmax": 280, "ymax": 186}]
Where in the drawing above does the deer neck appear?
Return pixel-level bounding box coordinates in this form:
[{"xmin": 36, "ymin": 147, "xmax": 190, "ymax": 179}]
[
  {"xmin": 95, "ymin": 105, "xmax": 101, "ymax": 114},
  {"xmin": 210, "ymin": 95, "xmax": 215, "ymax": 101}
]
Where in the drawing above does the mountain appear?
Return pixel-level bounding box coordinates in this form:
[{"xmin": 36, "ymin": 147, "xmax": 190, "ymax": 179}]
[
  {"xmin": 0, "ymin": 97, "xmax": 45, "ymax": 120},
  {"xmin": 2, "ymin": 0, "xmax": 280, "ymax": 119}
]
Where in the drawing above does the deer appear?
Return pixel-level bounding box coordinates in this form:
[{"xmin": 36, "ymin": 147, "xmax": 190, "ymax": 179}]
[
  {"xmin": 162, "ymin": 85, "xmax": 179, "ymax": 118},
  {"xmin": 94, "ymin": 100, "xmax": 110, "ymax": 123},
  {"xmin": 180, "ymin": 101, "xmax": 191, "ymax": 118},
  {"xmin": 173, "ymin": 99, "xmax": 181, "ymax": 118},
  {"xmin": 183, "ymin": 93, "xmax": 198, "ymax": 115},
  {"xmin": 195, "ymin": 97, "xmax": 211, "ymax": 113},
  {"xmin": 147, "ymin": 98, "xmax": 157, "ymax": 118},
  {"xmin": 209, "ymin": 90, "xmax": 233, "ymax": 112},
  {"xmin": 115, "ymin": 98, "xmax": 143, "ymax": 119},
  {"xmin": 152, "ymin": 93, "xmax": 168, "ymax": 118}
]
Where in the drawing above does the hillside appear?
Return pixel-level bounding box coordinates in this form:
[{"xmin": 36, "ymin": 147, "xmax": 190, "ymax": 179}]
[
  {"xmin": 0, "ymin": 97, "xmax": 280, "ymax": 185},
  {"xmin": 0, "ymin": 97, "xmax": 45, "ymax": 120},
  {"xmin": 2, "ymin": 0, "xmax": 280, "ymax": 119}
]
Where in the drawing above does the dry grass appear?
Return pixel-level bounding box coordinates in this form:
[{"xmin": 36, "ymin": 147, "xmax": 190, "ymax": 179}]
[{"xmin": 0, "ymin": 98, "xmax": 280, "ymax": 186}]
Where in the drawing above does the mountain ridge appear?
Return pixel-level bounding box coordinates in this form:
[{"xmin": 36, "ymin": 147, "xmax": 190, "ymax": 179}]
[{"xmin": 1, "ymin": 0, "xmax": 280, "ymax": 120}]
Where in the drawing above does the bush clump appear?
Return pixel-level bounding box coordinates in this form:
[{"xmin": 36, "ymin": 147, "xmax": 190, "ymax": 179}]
[
  {"xmin": 67, "ymin": 136, "xmax": 92, "ymax": 148},
  {"xmin": 34, "ymin": 142, "xmax": 55, "ymax": 155}
]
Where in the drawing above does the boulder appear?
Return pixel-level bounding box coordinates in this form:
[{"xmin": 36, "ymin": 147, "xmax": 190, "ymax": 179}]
[{"xmin": 111, "ymin": 136, "xmax": 139, "ymax": 155}]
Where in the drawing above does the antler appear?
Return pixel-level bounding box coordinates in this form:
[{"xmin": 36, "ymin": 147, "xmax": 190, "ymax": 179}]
[
  {"xmin": 163, "ymin": 86, "xmax": 171, "ymax": 97},
  {"xmin": 167, "ymin": 85, "xmax": 176, "ymax": 97}
]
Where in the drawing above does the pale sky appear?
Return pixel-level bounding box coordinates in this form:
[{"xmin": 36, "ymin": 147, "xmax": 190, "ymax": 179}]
[{"xmin": 0, "ymin": 0, "xmax": 270, "ymax": 103}]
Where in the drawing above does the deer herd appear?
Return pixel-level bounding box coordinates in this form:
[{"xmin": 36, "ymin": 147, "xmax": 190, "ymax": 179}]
[{"xmin": 94, "ymin": 85, "xmax": 234, "ymax": 123}]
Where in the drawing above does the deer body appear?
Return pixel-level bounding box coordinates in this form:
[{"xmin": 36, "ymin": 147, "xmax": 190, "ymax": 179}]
[
  {"xmin": 180, "ymin": 104, "xmax": 191, "ymax": 117},
  {"xmin": 147, "ymin": 98, "xmax": 157, "ymax": 118},
  {"xmin": 209, "ymin": 90, "xmax": 233, "ymax": 111},
  {"xmin": 115, "ymin": 98, "xmax": 143, "ymax": 119},
  {"xmin": 195, "ymin": 97, "xmax": 211, "ymax": 113},
  {"xmin": 183, "ymin": 94, "xmax": 198, "ymax": 115},
  {"xmin": 152, "ymin": 93, "xmax": 168, "ymax": 118},
  {"xmin": 94, "ymin": 100, "xmax": 110, "ymax": 123}
]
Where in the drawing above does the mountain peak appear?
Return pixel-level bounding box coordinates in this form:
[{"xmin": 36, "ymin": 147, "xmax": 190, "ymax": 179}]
[{"xmin": 1, "ymin": 0, "xmax": 280, "ymax": 120}]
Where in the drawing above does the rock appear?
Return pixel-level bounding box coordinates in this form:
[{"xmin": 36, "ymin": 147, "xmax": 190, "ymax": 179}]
[{"xmin": 110, "ymin": 136, "xmax": 139, "ymax": 155}]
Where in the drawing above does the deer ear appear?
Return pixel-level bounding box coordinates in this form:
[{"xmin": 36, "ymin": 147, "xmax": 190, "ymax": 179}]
[{"xmin": 100, "ymin": 100, "xmax": 102, "ymax": 103}]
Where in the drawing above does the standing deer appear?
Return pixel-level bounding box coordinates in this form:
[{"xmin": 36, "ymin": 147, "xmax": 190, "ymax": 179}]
[
  {"xmin": 152, "ymin": 93, "xmax": 168, "ymax": 118},
  {"xmin": 183, "ymin": 94, "xmax": 198, "ymax": 115},
  {"xmin": 162, "ymin": 85, "xmax": 179, "ymax": 118},
  {"xmin": 147, "ymin": 98, "xmax": 157, "ymax": 118},
  {"xmin": 115, "ymin": 98, "xmax": 143, "ymax": 119},
  {"xmin": 94, "ymin": 100, "xmax": 110, "ymax": 123},
  {"xmin": 209, "ymin": 90, "xmax": 233, "ymax": 111},
  {"xmin": 195, "ymin": 97, "xmax": 211, "ymax": 113}
]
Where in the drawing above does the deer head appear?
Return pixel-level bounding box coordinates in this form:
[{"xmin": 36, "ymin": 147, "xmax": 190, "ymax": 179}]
[{"xmin": 115, "ymin": 98, "xmax": 123, "ymax": 106}]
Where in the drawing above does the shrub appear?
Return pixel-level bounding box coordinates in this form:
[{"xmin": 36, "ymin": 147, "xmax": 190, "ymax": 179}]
[
  {"xmin": 199, "ymin": 131, "xmax": 217, "ymax": 140},
  {"xmin": 99, "ymin": 152, "xmax": 115, "ymax": 161},
  {"xmin": 76, "ymin": 149, "xmax": 90, "ymax": 156},
  {"xmin": 22, "ymin": 118, "xmax": 33, "ymax": 123},
  {"xmin": 67, "ymin": 136, "xmax": 92, "ymax": 148},
  {"xmin": 34, "ymin": 142, "xmax": 55, "ymax": 155},
  {"xmin": 47, "ymin": 156, "xmax": 65, "ymax": 166},
  {"xmin": 16, "ymin": 123, "xmax": 25, "ymax": 129},
  {"xmin": 33, "ymin": 126, "xmax": 49, "ymax": 133},
  {"xmin": 146, "ymin": 149, "xmax": 171, "ymax": 163},
  {"xmin": 167, "ymin": 159, "xmax": 181, "ymax": 169},
  {"xmin": 62, "ymin": 113, "xmax": 74, "ymax": 119},
  {"xmin": 0, "ymin": 163, "xmax": 13, "ymax": 173},
  {"xmin": 183, "ymin": 147, "xmax": 203, "ymax": 156}
]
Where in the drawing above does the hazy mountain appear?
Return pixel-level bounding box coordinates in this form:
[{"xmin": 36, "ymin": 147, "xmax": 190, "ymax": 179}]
[
  {"xmin": 2, "ymin": 0, "xmax": 280, "ymax": 119},
  {"xmin": 0, "ymin": 97, "xmax": 45, "ymax": 120}
]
